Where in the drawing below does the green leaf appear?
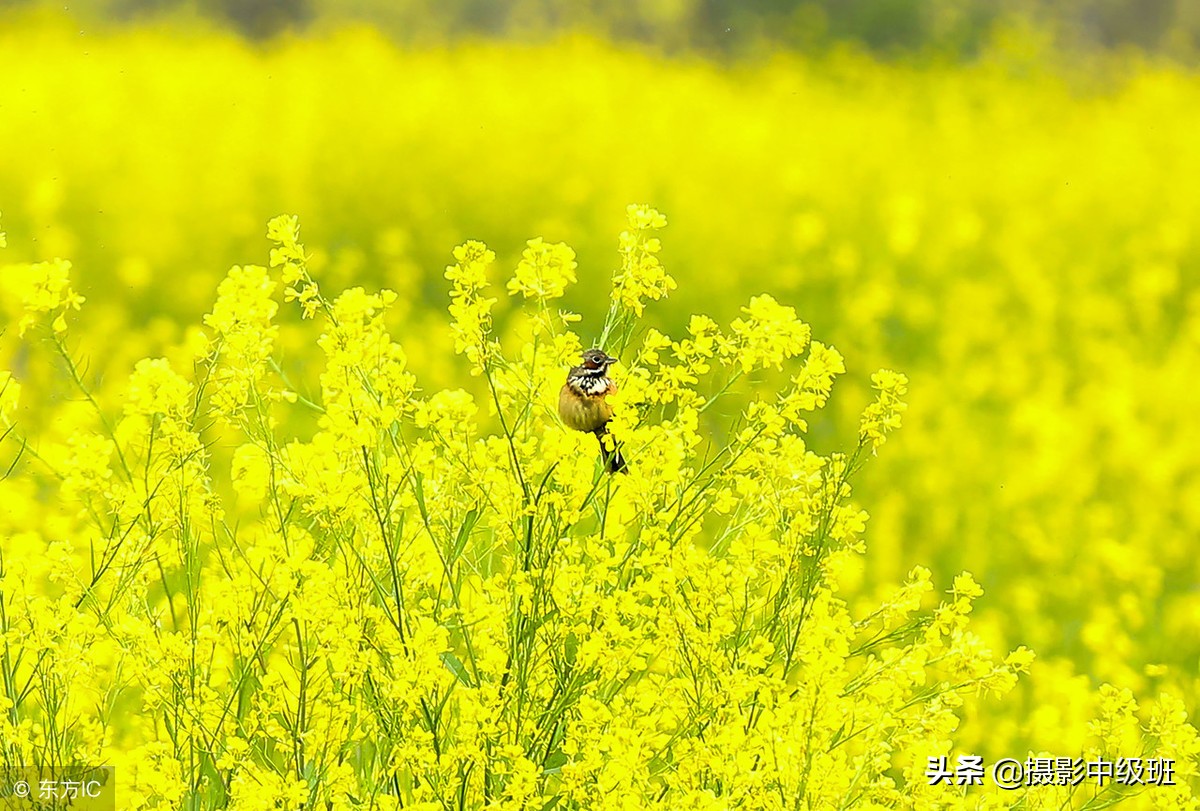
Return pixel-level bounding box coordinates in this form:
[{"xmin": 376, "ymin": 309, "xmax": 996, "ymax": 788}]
[{"xmin": 440, "ymin": 651, "xmax": 473, "ymax": 687}]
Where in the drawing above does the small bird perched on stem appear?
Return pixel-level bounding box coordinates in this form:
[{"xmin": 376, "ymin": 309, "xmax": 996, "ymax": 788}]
[{"xmin": 559, "ymin": 348, "xmax": 627, "ymax": 473}]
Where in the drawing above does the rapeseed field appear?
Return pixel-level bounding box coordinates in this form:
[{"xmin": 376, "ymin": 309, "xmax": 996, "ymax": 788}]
[{"xmin": 2, "ymin": 10, "xmax": 1199, "ymax": 809}]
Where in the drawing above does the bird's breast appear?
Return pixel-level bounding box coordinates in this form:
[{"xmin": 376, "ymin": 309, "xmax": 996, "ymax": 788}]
[{"xmin": 559, "ymin": 383, "xmax": 613, "ymax": 432}]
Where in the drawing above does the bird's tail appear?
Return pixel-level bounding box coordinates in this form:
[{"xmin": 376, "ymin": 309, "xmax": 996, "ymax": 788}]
[{"xmin": 593, "ymin": 427, "xmax": 628, "ymax": 474}]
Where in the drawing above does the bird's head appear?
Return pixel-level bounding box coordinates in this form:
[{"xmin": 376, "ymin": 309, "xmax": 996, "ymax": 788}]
[{"xmin": 580, "ymin": 348, "xmax": 617, "ymax": 371}]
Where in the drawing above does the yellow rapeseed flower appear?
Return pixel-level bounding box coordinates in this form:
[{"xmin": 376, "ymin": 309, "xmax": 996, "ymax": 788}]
[
  {"xmin": 507, "ymin": 237, "xmax": 577, "ymax": 300},
  {"xmin": 859, "ymin": 368, "xmax": 908, "ymax": 452},
  {"xmin": 611, "ymin": 204, "xmax": 675, "ymax": 316},
  {"xmin": 5, "ymin": 258, "xmax": 86, "ymax": 335}
]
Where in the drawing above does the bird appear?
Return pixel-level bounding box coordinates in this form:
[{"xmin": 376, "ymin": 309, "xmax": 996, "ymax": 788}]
[{"xmin": 559, "ymin": 347, "xmax": 627, "ymax": 474}]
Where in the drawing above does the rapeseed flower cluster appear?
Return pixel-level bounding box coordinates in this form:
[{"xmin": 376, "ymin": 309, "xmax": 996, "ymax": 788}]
[
  {"xmin": 508, "ymin": 238, "xmax": 578, "ymax": 301},
  {"xmin": 5, "ymin": 258, "xmax": 85, "ymax": 336},
  {"xmin": 611, "ymin": 204, "xmax": 673, "ymax": 317},
  {"xmin": 859, "ymin": 370, "xmax": 908, "ymax": 453},
  {"xmin": 2, "ymin": 209, "xmax": 1119, "ymax": 809}
]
